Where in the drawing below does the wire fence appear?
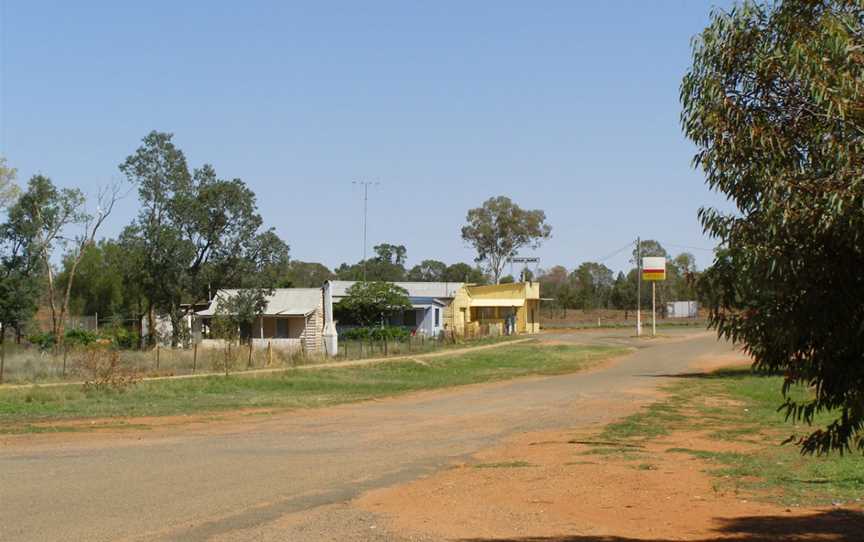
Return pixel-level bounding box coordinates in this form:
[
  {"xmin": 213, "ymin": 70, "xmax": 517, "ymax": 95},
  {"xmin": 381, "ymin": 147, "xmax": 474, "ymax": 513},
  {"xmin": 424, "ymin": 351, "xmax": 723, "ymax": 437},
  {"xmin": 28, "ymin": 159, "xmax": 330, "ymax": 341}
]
[
  {"xmin": 540, "ymin": 308, "xmax": 707, "ymax": 329},
  {"xmin": 0, "ymin": 327, "xmax": 518, "ymax": 385}
]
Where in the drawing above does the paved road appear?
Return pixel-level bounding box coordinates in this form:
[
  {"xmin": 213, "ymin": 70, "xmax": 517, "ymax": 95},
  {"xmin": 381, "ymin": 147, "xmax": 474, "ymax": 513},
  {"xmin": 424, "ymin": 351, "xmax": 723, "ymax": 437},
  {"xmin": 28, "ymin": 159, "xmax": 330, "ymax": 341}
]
[{"xmin": 0, "ymin": 329, "xmax": 737, "ymax": 541}]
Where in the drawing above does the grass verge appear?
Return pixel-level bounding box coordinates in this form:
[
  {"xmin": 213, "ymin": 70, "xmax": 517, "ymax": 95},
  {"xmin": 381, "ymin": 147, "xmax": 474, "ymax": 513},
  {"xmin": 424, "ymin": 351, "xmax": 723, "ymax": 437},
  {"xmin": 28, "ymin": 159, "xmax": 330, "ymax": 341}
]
[
  {"xmin": 588, "ymin": 367, "xmax": 864, "ymax": 506},
  {"xmin": 0, "ymin": 343, "xmax": 627, "ymax": 433}
]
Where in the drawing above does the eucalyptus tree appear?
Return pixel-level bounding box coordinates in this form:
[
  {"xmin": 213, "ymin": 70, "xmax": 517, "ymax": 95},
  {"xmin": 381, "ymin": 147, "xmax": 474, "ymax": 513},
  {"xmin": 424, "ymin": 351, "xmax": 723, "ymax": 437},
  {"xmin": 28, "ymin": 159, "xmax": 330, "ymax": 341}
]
[
  {"xmin": 120, "ymin": 131, "xmax": 289, "ymax": 346},
  {"xmin": 461, "ymin": 196, "xmax": 551, "ymax": 284},
  {"xmin": 4, "ymin": 175, "xmax": 120, "ymax": 346},
  {"xmin": 682, "ymin": 0, "xmax": 864, "ymax": 452}
]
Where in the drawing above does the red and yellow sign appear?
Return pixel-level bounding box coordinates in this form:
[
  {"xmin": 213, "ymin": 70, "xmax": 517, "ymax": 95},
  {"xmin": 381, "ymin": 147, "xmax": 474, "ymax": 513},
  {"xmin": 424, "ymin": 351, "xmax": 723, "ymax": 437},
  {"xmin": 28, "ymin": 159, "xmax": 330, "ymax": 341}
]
[{"xmin": 642, "ymin": 257, "xmax": 666, "ymax": 281}]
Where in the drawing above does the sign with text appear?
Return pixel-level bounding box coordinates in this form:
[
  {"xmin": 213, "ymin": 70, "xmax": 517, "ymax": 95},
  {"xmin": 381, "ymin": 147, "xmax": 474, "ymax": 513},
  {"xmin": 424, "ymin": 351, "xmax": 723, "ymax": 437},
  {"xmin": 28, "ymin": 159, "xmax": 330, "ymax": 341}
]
[{"xmin": 642, "ymin": 257, "xmax": 666, "ymax": 281}]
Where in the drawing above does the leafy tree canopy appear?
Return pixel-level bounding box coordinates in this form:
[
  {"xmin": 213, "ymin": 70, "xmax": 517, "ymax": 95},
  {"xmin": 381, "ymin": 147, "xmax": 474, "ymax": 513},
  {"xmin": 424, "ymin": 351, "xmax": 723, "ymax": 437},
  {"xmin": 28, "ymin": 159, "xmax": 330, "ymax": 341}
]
[
  {"xmin": 682, "ymin": 0, "xmax": 864, "ymax": 453},
  {"xmin": 461, "ymin": 196, "xmax": 551, "ymax": 284}
]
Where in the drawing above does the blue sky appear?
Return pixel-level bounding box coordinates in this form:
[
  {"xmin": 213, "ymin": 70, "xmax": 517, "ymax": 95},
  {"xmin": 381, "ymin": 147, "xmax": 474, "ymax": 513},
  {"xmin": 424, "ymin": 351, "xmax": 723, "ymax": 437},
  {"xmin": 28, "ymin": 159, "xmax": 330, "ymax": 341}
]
[{"xmin": 0, "ymin": 0, "xmax": 733, "ymax": 275}]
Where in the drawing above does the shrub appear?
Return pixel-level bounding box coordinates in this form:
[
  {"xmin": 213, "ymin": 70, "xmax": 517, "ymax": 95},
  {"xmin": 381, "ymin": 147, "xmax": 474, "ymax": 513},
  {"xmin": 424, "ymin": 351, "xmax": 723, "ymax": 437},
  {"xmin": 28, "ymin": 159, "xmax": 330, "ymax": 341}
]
[
  {"xmin": 103, "ymin": 326, "xmax": 140, "ymax": 349},
  {"xmin": 65, "ymin": 328, "xmax": 99, "ymax": 347},
  {"xmin": 342, "ymin": 326, "xmax": 412, "ymax": 341},
  {"xmin": 27, "ymin": 332, "xmax": 55, "ymax": 352},
  {"xmin": 75, "ymin": 344, "xmax": 140, "ymax": 392}
]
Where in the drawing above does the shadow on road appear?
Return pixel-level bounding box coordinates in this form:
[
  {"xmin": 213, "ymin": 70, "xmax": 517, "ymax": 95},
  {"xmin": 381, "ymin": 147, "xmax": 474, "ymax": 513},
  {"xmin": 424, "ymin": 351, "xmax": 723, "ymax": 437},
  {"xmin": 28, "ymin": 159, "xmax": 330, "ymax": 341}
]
[
  {"xmin": 457, "ymin": 509, "xmax": 864, "ymax": 541},
  {"xmin": 638, "ymin": 367, "xmax": 759, "ymax": 379}
]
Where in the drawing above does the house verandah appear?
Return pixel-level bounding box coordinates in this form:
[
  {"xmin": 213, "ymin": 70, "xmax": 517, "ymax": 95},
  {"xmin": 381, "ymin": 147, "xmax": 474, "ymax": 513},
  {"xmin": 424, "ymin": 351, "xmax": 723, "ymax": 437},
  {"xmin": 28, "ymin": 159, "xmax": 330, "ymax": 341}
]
[{"xmin": 194, "ymin": 288, "xmax": 324, "ymax": 354}]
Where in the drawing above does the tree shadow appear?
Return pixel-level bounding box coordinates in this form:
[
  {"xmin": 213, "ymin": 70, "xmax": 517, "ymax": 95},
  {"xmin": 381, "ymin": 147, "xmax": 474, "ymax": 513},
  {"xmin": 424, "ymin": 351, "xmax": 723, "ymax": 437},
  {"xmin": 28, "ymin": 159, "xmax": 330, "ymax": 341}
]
[
  {"xmin": 639, "ymin": 367, "xmax": 765, "ymax": 379},
  {"xmin": 457, "ymin": 509, "xmax": 864, "ymax": 541}
]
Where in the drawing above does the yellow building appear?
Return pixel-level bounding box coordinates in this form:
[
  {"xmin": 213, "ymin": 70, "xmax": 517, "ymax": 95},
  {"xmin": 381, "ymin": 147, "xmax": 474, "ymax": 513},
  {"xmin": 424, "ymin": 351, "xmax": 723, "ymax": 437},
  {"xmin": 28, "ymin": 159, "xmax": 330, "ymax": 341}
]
[{"xmin": 446, "ymin": 281, "xmax": 541, "ymax": 336}]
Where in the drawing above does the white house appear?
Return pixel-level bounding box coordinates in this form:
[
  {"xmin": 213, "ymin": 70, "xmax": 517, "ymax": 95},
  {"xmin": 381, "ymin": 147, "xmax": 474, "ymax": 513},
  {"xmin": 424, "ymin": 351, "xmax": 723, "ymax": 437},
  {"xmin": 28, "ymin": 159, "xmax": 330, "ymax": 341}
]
[{"xmin": 195, "ymin": 288, "xmax": 326, "ymax": 354}]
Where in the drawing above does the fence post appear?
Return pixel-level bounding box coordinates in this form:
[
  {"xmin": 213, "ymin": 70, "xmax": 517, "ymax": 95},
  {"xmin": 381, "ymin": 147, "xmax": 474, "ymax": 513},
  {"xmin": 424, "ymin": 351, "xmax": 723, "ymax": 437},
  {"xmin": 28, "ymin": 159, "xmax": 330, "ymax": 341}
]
[
  {"xmin": 0, "ymin": 338, "xmax": 5, "ymax": 384},
  {"xmin": 247, "ymin": 341, "xmax": 253, "ymax": 368},
  {"xmin": 192, "ymin": 342, "xmax": 198, "ymax": 373},
  {"xmin": 156, "ymin": 345, "xmax": 160, "ymax": 370},
  {"xmin": 267, "ymin": 341, "xmax": 273, "ymax": 366},
  {"xmin": 62, "ymin": 343, "xmax": 68, "ymax": 377},
  {"xmin": 384, "ymin": 339, "xmax": 388, "ymax": 356}
]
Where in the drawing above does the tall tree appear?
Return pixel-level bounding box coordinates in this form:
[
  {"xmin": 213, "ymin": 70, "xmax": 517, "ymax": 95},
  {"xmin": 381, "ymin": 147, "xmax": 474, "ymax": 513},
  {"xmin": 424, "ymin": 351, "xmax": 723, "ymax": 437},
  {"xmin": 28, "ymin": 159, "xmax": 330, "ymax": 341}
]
[
  {"xmin": 682, "ymin": 0, "xmax": 864, "ymax": 452},
  {"xmin": 119, "ymin": 131, "xmax": 192, "ymax": 345},
  {"xmin": 570, "ymin": 262, "xmax": 615, "ymax": 309},
  {"xmin": 461, "ymin": 196, "xmax": 551, "ymax": 284},
  {"xmin": 120, "ymin": 131, "xmax": 287, "ymax": 346},
  {"xmin": 6, "ymin": 175, "xmax": 120, "ymax": 346},
  {"xmin": 0, "ymin": 208, "xmax": 41, "ymax": 343}
]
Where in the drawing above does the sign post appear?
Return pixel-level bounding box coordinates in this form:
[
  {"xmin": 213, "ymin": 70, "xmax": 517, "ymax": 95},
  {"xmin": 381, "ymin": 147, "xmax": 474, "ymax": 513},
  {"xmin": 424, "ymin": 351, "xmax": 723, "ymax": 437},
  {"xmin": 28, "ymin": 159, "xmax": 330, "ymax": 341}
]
[
  {"xmin": 636, "ymin": 238, "xmax": 641, "ymax": 337},
  {"xmin": 641, "ymin": 257, "xmax": 666, "ymax": 338}
]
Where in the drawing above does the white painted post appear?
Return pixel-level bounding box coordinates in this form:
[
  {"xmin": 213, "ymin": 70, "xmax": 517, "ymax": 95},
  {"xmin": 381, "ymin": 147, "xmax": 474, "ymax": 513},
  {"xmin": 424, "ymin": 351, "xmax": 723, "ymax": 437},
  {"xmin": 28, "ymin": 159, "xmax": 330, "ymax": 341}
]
[
  {"xmin": 652, "ymin": 282, "xmax": 656, "ymax": 338},
  {"xmin": 636, "ymin": 237, "xmax": 642, "ymax": 337}
]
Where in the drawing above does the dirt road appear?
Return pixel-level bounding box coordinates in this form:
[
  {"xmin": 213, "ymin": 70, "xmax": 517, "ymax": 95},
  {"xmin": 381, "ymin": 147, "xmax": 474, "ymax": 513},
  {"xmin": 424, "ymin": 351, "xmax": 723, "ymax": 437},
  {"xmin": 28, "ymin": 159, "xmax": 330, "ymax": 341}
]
[{"xmin": 0, "ymin": 329, "xmax": 734, "ymax": 541}]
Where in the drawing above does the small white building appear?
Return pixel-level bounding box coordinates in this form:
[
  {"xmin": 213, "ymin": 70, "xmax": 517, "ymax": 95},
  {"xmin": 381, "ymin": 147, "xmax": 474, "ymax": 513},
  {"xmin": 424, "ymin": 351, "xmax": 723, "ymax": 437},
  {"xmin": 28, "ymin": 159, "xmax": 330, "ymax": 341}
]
[
  {"xmin": 195, "ymin": 288, "xmax": 326, "ymax": 354},
  {"xmin": 665, "ymin": 300, "xmax": 699, "ymax": 318}
]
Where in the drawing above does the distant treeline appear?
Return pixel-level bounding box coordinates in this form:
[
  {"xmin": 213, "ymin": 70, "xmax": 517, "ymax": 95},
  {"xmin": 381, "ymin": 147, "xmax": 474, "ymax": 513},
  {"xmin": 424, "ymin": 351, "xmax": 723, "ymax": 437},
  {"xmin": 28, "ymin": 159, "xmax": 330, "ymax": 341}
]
[{"xmin": 537, "ymin": 241, "xmax": 701, "ymax": 312}]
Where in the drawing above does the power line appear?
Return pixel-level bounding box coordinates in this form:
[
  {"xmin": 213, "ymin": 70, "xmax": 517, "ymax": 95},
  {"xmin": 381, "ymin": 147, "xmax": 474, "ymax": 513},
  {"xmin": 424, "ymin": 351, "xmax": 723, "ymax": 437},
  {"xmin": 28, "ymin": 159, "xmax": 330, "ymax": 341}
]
[{"xmin": 597, "ymin": 240, "xmax": 637, "ymax": 263}]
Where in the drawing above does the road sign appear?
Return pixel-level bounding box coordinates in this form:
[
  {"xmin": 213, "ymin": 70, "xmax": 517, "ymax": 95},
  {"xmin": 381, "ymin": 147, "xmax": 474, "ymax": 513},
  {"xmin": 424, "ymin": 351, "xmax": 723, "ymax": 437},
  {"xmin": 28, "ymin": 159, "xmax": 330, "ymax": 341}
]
[{"xmin": 642, "ymin": 257, "xmax": 666, "ymax": 281}]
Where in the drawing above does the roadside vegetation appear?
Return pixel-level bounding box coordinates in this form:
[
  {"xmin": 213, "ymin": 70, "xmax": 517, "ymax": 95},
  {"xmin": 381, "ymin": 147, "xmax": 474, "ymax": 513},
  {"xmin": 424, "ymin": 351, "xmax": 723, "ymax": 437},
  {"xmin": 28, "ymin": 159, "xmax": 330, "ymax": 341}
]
[
  {"xmin": 0, "ymin": 332, "xmax": 526, "ymax": 385},
  {"xmin": 581, "ymin": 368, "xmax": 864, "ymax": 507},
  {"xmin": 0, "ymin": 343, "xmax": 627, "ymax": 432}
]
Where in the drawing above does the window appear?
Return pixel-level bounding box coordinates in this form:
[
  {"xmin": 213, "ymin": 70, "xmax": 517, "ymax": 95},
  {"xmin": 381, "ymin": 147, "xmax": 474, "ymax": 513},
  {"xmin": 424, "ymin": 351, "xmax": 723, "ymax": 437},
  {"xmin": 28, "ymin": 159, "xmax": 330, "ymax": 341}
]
[
  {"xmin": 434, "ymin": 308, "xmax": 440, "ymax": 327},
  {"xmin": 276, "ymin": 319, "xmax": 289, "ymax": 338}
]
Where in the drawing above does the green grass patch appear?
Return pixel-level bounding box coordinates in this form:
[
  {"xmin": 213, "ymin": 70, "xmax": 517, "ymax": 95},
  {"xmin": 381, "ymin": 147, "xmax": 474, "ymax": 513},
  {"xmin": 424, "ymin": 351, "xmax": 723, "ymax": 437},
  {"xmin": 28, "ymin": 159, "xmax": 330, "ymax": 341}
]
[
  {"xmin": 0, "ymin": 344, "xmax": 627, "ymax": 431},
  {"xmin": 589, "ymin": 367, "xmax": 864, "ymax": 506}
]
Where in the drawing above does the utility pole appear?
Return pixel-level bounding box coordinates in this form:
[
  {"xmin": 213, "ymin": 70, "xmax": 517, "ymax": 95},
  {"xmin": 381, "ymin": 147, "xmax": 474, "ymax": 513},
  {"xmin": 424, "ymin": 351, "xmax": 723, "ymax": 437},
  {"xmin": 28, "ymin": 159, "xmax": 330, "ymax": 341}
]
[
  {"xmin": 636, "ymin": 236, "xmax": 642, "ymax": 337},
  {"xmin": 353, "ymin": 181, "xmax": 379, "ymax": 281}
]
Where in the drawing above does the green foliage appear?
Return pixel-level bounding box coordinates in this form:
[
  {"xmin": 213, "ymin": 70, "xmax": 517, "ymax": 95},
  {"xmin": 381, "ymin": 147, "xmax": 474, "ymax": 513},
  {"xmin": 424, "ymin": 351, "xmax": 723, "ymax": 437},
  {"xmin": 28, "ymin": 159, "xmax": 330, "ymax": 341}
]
[
  {"xmin": 27, "ymin": 332, "xmax": 55, "ymax": 352},
  {"xmin": 571, "ymin": 262, "xmax": 615, "ymax": 309},
  {"xmin": 103, "ymin": 326, "xmax": 140, "ymax": 350},
  {"xmin": 64, "ymin": 328, "xmax": 98, "ymax": 347},
  {"xmin": 337, "ymin": 281, "xmax": 412, "ymax": 327},
  {"xmin": 407, "ymin": 259, "xmax": 447, "ymax": 281},
  {"xmin": 336, "ymin": 243, "xmax": 408, "ymax": 281},
  {"xmin": 444, "ymin": 262, "xmax": 488, "ymax": 284},
  {"xmin": 277, "ymin": 260, "xmax": 334, "ymax": 287},
  {"xmin": 119, "ymin": 131, "xmax": 289, "ymax": 346},
  {"xmin": 28, "ymin": 329, "xmax": 101, "ymax": 351},
  {"xmin": 342, "ymin": 326, "xmax": 412, "ymax": 341},
  {"xmin": 211, "ymin": 288, "xmax": 272, "ymax": 342},
  {"xmin": 57, "ymin": 241, "xmax": 130, "ymax": 319},
  {"xmin": 682, "ymin": 0, "xmax": 864, "ymax": 453},
  {"xmin": 461, "ymin": 196, "xmax": 551, "ymax": 284},
  {"xmin": 537, "ymin": 245, "xmax": 698, "ymax": 312},
  {"xmin": 0, "ymin": 155, "xmax": 19, "ymax": 209}
]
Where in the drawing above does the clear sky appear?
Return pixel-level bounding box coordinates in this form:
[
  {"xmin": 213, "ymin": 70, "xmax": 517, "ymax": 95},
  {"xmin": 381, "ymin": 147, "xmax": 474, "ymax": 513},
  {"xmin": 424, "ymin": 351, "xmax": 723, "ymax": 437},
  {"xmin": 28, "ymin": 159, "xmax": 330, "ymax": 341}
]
[{"xmin": 0, "ymin": 0, "xmax": 733, "ymax": 275}]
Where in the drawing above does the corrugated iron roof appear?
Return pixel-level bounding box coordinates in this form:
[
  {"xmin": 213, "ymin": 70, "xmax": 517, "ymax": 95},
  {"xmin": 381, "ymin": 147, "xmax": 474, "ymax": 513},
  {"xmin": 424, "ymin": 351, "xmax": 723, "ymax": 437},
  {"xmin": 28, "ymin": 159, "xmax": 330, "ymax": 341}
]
[
  {"xmin": 196, "ymin": 288, "xmax": 321, "ymax": 317},
  {"xmin": 327, "ymin": 281, "xmax": 464, "ymax": 299}
]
